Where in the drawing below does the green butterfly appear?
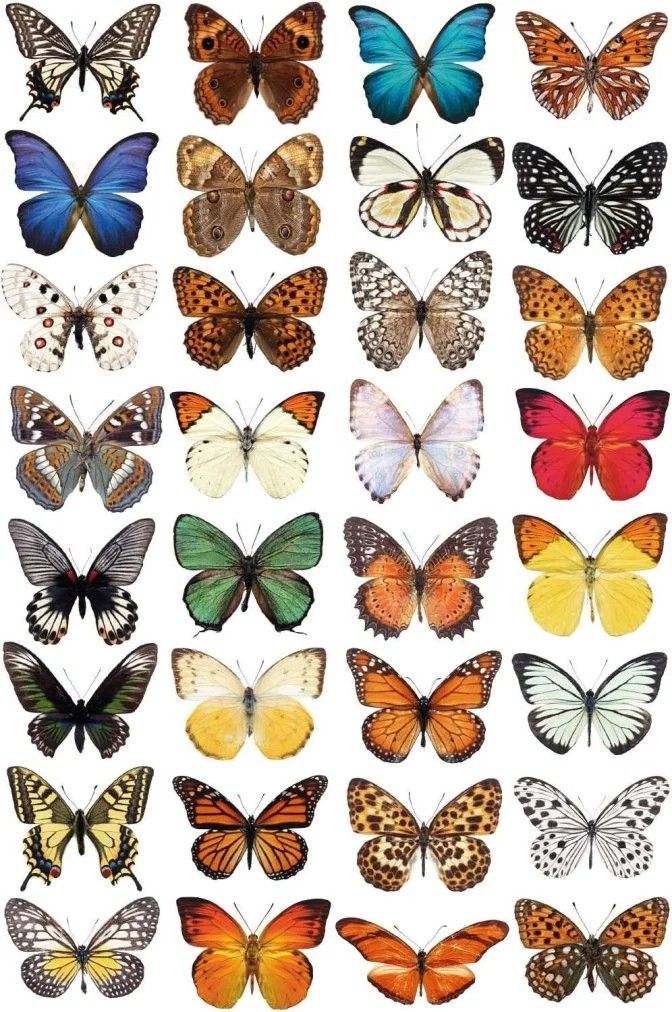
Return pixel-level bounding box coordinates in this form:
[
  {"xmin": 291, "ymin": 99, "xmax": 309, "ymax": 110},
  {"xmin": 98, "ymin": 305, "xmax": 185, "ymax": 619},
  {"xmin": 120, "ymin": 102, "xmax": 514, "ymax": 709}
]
[{"xmin": 173, "ymin": 512, "xmax": 323, "ymax": 632}]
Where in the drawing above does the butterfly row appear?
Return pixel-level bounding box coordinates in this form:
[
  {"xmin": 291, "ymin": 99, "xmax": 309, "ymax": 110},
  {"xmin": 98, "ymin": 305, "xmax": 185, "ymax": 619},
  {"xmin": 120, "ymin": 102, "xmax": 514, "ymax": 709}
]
[
  {"xmin": 5, "ymin": 128, "xmax": 669, "ymax": 256},
  {"xmin": 6, "ymin": 4, "xmax": 669, "ymax": 126}
]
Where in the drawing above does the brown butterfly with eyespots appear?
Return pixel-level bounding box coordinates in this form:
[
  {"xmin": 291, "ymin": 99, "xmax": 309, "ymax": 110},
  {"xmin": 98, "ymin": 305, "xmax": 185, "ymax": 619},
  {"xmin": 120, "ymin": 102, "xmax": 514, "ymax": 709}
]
[{"xmin": 185, "ymin": 3, "xmax": 325, "ymax": 124}]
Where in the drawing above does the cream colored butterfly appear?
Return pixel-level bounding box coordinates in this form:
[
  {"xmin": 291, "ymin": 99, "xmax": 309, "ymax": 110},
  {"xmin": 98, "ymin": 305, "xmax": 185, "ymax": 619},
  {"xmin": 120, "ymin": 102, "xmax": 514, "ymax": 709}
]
[{"xmin": 171, "ymin": 647, "xmax": 326, "ymax": 760}]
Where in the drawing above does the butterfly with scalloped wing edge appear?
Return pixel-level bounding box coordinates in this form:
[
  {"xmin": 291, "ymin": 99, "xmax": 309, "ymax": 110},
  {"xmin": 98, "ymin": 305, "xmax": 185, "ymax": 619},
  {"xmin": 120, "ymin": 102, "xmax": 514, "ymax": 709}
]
[
  {"xmin": 9, "ymin": 516, "xmax": 155, "ymax": 645},
  {"xmin": 513, "ymin": 140, "xmax": 667, "ymax": 253},
  {"xmin": 173, "ymin": 774, "xmax": 327, "ymax": 880}
]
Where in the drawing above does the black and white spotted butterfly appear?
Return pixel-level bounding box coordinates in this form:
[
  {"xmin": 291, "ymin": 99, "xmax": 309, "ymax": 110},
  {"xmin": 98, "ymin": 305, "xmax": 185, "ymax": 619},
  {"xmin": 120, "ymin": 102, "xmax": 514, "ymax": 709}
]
[
  {"xmin": 8, "ymin": 517, "xmax": 155, "ymax": 645},
  {"xmin": 6, "ymin": 4, "xmax": 160, "ymax": 120},
  {"xmin": 2, "ymin": 264, "xmax": 157, "ymax": 372},
  {"xmin": 513, "ymin": 141, "xmax": 667, "ymax": 254},
  {"xmin": 515, "ymin": 776, "xmax": 670, "ymax": 878},
  {"xmin": 513, "ymin": 652, "xmax": 667, "ymax": 755}
]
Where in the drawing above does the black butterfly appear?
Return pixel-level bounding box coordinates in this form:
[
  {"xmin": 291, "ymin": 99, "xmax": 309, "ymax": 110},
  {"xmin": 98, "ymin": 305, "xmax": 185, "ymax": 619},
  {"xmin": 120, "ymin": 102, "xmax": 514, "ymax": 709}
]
[
  {"xmin": 8, "ymin": 518, "xmax": 155, "ymax": 645},
  {"xmin": 3, "ymin": 641, "xmax": 157, "ymax": 757},
  {"xmin": 6, "ymin": 3, "xmax": 160, "ymax": 120},
  {"xmin": 513, "ymin": 141, "xmax": 667, "ymax": 254}
]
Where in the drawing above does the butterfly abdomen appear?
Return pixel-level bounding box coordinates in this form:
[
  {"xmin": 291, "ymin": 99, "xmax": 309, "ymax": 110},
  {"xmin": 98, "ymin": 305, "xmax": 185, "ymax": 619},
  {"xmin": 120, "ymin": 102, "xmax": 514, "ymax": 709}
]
[
  {"xmin": 75, "ymin": 809, "xmax": 87, "ymax": 855},
  {"xmin": 585, "ymin": 689, "xmax": 596, "ymax": 746},
  {"xmin": 413, "ymin": 433, "xmax": 422, "ymax": 465},
  {"xmin": 77, "ymin": 575, "xmax": 89, "ymax": 618},
  {"xmin": 73, "ymin": 310, "xmax": 86, "ymax": 350},
  {"xmin": 417, "ymin": 949, "xmax": 427, "ymax": 994},
  {"xmin": 243, "ymin": 687, "xmax": 256, "ymax": 736},
  {"xmin": 415, "ymin": 570, "xmax": 425, "ymax": 621},
  {"xmin": 250, "ymin": 51, "xmax": 263, "ymax": 96},
  {"xmin": 585, "ymin": 311, "xmax": 596, "ymax": 361},
  {"xmin": 241, "ymin": 557, "xmax": 256, "ymax": 611},
  {"xmin": 418, "ymin": 697, "xmax": 430, "ymax": 745},
  {"xmin": 78, "ymin": 48, "xmax": 88, "ymax": 91},
  {"xmin": 419, "ymin": 823, "xmax": 430, "ymax": 874},
  {"xmin": 587, "ymin": 819, "xmax": 596, "ymax": 868},
  {"xmin": 74, "ymin": 701, "xmax": 87, "ymax": 752},
  {"xmin": 76, "ymin": 945, "xmax": 89, "ymax": 993},
  {"xmin": 415, "ymin": 298, "xmax": 427, "ymax": 346},
  {"xmin": 244, "ymin": 306, "xmax": 259, "ymax": 356},
  {"xmin": 583, "ymin": 185, "xmax": 597, "ymax": 245},
  {"xmin": 585, "ymin": 937, "xmax": 600, "ymax": 991},
  {"xmin": 246, "ymin": 816, "xmax": 257, "ymax": 869}
]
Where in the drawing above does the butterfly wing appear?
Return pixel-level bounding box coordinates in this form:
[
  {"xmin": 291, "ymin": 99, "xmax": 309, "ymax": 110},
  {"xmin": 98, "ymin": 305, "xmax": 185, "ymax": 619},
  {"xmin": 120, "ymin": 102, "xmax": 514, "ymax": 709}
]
[
  {"xmin": 252, "ymin": 133, "xmax": 323, "ymax": 254},
  {"xmin": 421, "ymin": 921, "xmax": 508, "ymax": 1003},
  {"xmin": 250, "ymin": 392, "xmax": 324, "ymax": 498},
  {"xmin": 88, "ymin": 387, "xmax": 163, "ymax": 512},
  {"xmin": 8, "ymin": 766, "xmax": 75, "ymax": 887},
  {"xmin": 5, "ymin": 897, "xmax": 79, "ymax": 997},
  {"xmin": 513, "ymin": 515, "xmax": 588, "ymax": 635},
  {"xmin": 595, "ymin": 898, "xmax": 668, "ymax": 1001},
  {"xmin": 251, "ymin": 647, "xmax": 325, "ymax": 759},
  {"xmin": 171, "ymin": 648, "xmax": 247, "ymax": 759},
  {"xmin": 6, "ymin": 3, "xmax": 78, "ymax": 119},
  {"xmin": 2, "ymin": 264, "xmax": 75, "ymax": 372},
  {"xmin": 171, "ymin": 391, "xmax": 245, "ymax": 497},
  {"xmin": 258, "ymin": 3, "xmax": 325, "ymax": 123},
  {"xmin": 516, "ymin": 388, "xmax": 589, "ymax": 499},
  {"xmin": 173, "ymin": 514, "xmax": 245, "ymax": 631},
  {"xmin": 350, "ymin": 379, "xmax": 414, "ymax": 501},
  {"xmin": 422, "ymin": 4, "xmax": 495, "ymax": 123},
  {"xmin": 83, "ymin": 643, "xmax": 157, "ymax": 758},
  {"xmin": 514, "ymin": 776, "xmax": 590, "ymax": 877},
  {"xmin": 594, "ymin": 143, "xmax": 667, "ymax": 254},
  {"xmin": 515, "ymin": 899, "xmax": 587, "ymax": 1001},
  {"xmin": 347, "ymin": 778, "xmax": 420, "ymax": 891},
  {"xmin": 512, "ymin": 653, "xmax": 588, "ymax": 754},
  {"xmin": 254, "ymin": 266, "xmax": 326, "ymax": 370},
  {"xmin": 593, "ymin": 513, "xmax": 666, "ymax": 635},
  {"xmin": 594, "ymin": 13, "xmax": 668, "ymax": 120},
  {"xmin": 253, "ymin": 775, "xmax": 328, "ymax": 879},
  {"xmin": 177, "ymin": 896, "xmax": 249, "ymax": 1007},
  {"xmin": 592, "ymin": 391, "xmax": 668, "ymax": 499},
  {"xmin": 178, "ymin": 137, "xmax": 247, "ymax": 255},
  {"xmin": 515, "ymin": 12, "xmax": 588, "ymax": 118},
  {"xmin": 85, "ymin": 766, "xmax": 153, "ymax": 887},
  {"xmin": 593, "ymin": 267, "xmax": 666, "ymax": 379},
  {"xmin": 349, "ymin": 252, "xmax": 419, "ymax": 369},
  {"xmin": 427, "ymin": 778, "xmax": 501, "ymax": 890},
  {"xmin": 3, "ymin": 641, "xmax": 77, "ymax": 756},
  {"xmin": 8, "ymin": 518, "xmax": 79, "ymax": 644},
  {"xmin": 83, "ymin": 896, "xmax": 159, "ymax": 998},
  {"xmin": 425, "ymin": 650, "xmax": 501, "ymax": 761},
  {"xmin": 84, "ymin": 518, "xmax": 155, "ymax": 644},
  {"xmin": 593, "ymin": 776, "xmax": 669, "ymax": 877},
  {"xmin": 256, "ymin": 899, "xmax": 330, "ymax": 1008},
  {"xmin": 173, "ymin": 266, "xmax": 246, "ymax": 368},
  {"xmin": 349, "ymin": 6, "xmax": 422, "ymax": 125},
  {"xmin": 418, "ymin": 379, "xmax": 483, "ymax": 499},
  {"xmin": 429, "ymin": 137, "xmax": 504, "ymax": 240},
  {"xmin": 592, "ymin": 653, "xmax": 667, "ymax": 754},
  {"xmin": 513, "ymin": 142, "xmax": 585, "ymax": 252},
  {"xmin": 350, "ymin": 136, "xmax": 422, "ymax": 238},
  {"xmin": 85, "ymin": 5, "xmax": 160, "ymax": 116},
  {"xmin": 346, "ymin": 647, "xmax": 422, "ymax": 762},
  {"xmin": 173, "ymin": 776, "xmax": 248, "ymax": 879},
  {"xmin": 512, "ymin": 266, "xmax": 587, "ymax": 379},
  {"xmin": 82, "ymin": 264, "xmax": 157, "ymax": 370},
  {"xmin": 336, "ymin": 918, "xmax": 421, "ymax": 1003},
  {"xmin": 424, "ymin": 250, "xmax": 492, "ymax": 368},
  {"xmin": 343, "ymin": 516, "xmax": 417, "ymax": 638},
  {"xmin": 251, "ymin": 512, "xmax": 323, "ymax": 630}
]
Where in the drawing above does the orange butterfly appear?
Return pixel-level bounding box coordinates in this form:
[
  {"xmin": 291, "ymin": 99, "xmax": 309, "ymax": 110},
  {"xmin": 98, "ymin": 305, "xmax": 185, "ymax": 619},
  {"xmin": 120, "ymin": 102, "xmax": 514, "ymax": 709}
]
[
  {"xmin": 347, "ymin": 648, "xmax": 501, "ymax": 762},
  {"xmin": 516, "ymin": 11, "xmax": 667, "ymax": 119},
  {"xmin": 347, "ymin": 777, "xmax": 501, "ymax": 891},
  {"xmin": 177, "ymin": 897, "xmax": 330, "ymax": 1008},
  {"xmin": 337, "ymin": 916, "xmax": 508, "ymax": 1004},
  {"xmin": 172, "ymin": 774, "xmax": 327, "ymax": 879},
  {"xmin": 343, "ymin": 516, "xmax": 497, "ymax": 639}
]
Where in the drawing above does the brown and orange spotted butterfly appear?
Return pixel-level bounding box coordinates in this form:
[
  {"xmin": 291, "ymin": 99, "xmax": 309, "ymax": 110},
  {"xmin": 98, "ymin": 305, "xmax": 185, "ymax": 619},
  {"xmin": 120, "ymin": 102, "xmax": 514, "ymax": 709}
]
[
  {"xmin": 177, "ymin": 133, "xmax": 323, "ymax": 256},
  {"xmin": 516, "ymin": 11, "xmax": 667, "ymax": 120},
  {"xmin": 347, "ymin": 777, "xmax": 501, "ymax": 892},
  {"xmin": 185, "ymin": 3, "xmax": 325, "ymax": 124},
  {"xmin": 173, "ymin": 266, "xmax": 326, "ymax": 370},
  {"xmin": 346, "ymin": 648, "xmax": 501, "ymax": 762},
  {"xmin": 516, "ymin": 897, "xmax": 668, "ymax": 1001},
  {"xmin": 513, "ymin": 266, "xmax": 666, "ymax": 380}
]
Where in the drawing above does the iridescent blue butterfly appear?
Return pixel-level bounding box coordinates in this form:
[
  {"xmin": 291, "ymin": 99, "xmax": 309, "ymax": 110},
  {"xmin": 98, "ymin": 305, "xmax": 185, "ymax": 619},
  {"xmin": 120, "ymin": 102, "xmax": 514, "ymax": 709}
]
[
  {"xmin": 5, "ymin": 130, "xmax": 158, "ymax": 257},
  {"xmin": 349, "ymin": 4, "xmax": 494, "ymax": 124}
]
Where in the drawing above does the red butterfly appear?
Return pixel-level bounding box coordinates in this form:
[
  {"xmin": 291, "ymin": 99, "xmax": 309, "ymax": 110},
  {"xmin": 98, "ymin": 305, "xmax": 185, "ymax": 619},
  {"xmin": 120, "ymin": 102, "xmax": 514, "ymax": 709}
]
[{"xmin": 516, "ymin": 389, "xmax": 669, "ymax": 500}]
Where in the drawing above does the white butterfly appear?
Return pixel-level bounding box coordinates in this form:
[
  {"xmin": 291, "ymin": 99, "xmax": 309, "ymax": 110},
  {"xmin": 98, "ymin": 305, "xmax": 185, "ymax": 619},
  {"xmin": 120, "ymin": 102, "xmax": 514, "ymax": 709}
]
[
  {"xmin": 350, "ymin": 378, "xmax": 483, "ymax": 502},
  {"xmin": 170, "ymin": 391, "xmax": 324, "ymax": 499},
  {"xmin": 515, "ymin": 776, "xmax": 670, "ymax": 878},
  {"xmin": 349, "ymin": 135, "xmax": 504, "ymax": 240},
  {"xmin": 2, "ymin": 264, "xmax": 157, "ymax": 371},
  {"xmin": 513, "ymin": 652, "xmax": 667, "ymax": 755},
  {"xmin": 171, "ymin": 647, "xmax": 325, "ymax": 760}
]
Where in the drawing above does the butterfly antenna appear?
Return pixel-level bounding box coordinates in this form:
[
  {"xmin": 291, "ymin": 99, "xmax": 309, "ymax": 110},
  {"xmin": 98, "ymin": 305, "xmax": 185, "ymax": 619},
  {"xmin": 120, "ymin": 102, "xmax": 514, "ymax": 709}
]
[
  {"xmin": 255, "ymin": 15, "xmax": 265, "ymax": 51},
  {"xmin": 230, "ymin": 270, "xmax": 250, "ymax": 304},
  {"xmin": 588, "ymin": 658, "xmax": 609, "ymax": 692},
  {"xmin": 573, "ymin": 277, "xmax": 588, "ymax": 312},
  {"xmin": 239, "ymin": 147, "xmax": 250, "ymax": 179},
  {"xmin": 594, "ymin": 903, "xmax": 617, "ymax": 938},
  {"xmin": 419, "ymin": 536, "xmax": 439, "ymax": 567},
  {"xmin": 571, "ymin": 902, "xmax": 593, "ymax": 937},
  {"xmin": 83, "ymin": 21, "xmax": 96, "ymax": 47},
  {"xmin": 568, "ymin": 21, "xmax": 593, "ymax": 53},
  {"xmin": 419, "ymin": 268, "xmax": 438, "ymax": 300},
  {"xmin": 591, "ymin": 529, "xmax": 612, "ymax": 557},
  {"xmin": 249, "ymin": 525, "xmax": 262, "ymax": 554},
  {"xmin": 235, "ymin": 400, "xmax": 250, "ymax": 429},
  {"xmin": 85, "ymin": 400, "xmax": 114, "ymax": 433},
  {"xmin": 392, "ymin": 924, "xmax": 420, "ymax": 950},
  {"xmin": 235, "ymin": 524, "xmax": 249, "ymax": 555},
  {"xmin": 591, "ymin": 150, "xmax": 614, "ymax": 184},
  {"xmin": 571, "ymin": 394, "xmax": 591, "ymax": 425},
  {"xmin": 248, "ymin": 397, "xmax": 264, "ymax": 428},
  {"xmin": 421, "ymin": 926, "xmax": 448, "ymax": 951},
  {"xmin": 253, "ymin": 903, "xmax": 274, "ymax": 935},
  {"xmin": 567, "ymin": 530, "xmax": 589, "ymax": 556},
  {"xmin": 403, "ymin": 266, "xmax": 421, "ymax": 300},
  {"xmin": 61, "ymin": 786, "xmax": 78, "ymax": 810},
  {"xmin": 68, "ymin": 395, "xmax": 86, "ymax": 431},
  {"xmin": 251, "ymin": 792, "xmax": 265, "ymax": 817},
  {"xmin": 430, "ymin": 135, "xmax": 461, "ymax": 173},
  {"xmin": 83, "ymin": 918, "xmax": 100, "ymax": 946},
  {"xmin": 70, "ymin": 21, "xmax": 83, "ymax": 47},
  {"xmin": 428, "ymin": 792, "xmax": 446, "ymax": 823},
  {"xmin": 402, "ymin": 533, "xmax": 422, "ymax": 568},
  {"xmin": 426, "ymin": 675, "xmax": 441, "ymax": 696},
  {"xmin": 238, "ymin": 19, "xmax": 254, "ymax": 49},
  {"xmin": 568, "ymin": 148, "xmax": 589, "ymax": 186},
  {"xmin": 237, "ymin": 794, "xmax": 251, "ymax": 817},
  {"xmin": 81, "ymin": 668, "xmax": 102, "ymax": 700},
  {"xmin": 415, "ymin": 123, "xmax": 426, "ymax": 167},
  {"xmin": 252, "ymin": 273, "xmax": 275, "ymax": 305},
  {"xmin": 251, "ymin": 659, "xmax": 265, "ymax": 687},
  {"xmin": 593, "ymin": 22, "xmax": 614, "ymax": 54},
  {"xmin": 61, "ymin": 666, "xmax": 82, "ymax": 699},
  {"xmin": 407, "ymin": 792, "xmax": 421, "ymax": 823},
  {"xmin": 594, "ymin": 393, "xmax": 613, "ymax": 425},
  {"xmin": 589, "ymin": 278, "xmax": 605, "ymax": 312},
  {"xmin": 233, "ymin": 903, "xmax": 254, "ymax": 934}
]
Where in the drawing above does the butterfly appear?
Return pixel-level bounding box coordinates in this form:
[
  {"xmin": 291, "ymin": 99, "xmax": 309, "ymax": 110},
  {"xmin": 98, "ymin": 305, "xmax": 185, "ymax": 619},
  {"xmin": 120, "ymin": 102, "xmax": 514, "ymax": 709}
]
[
  {"xmin": 11, "ymin": 386, "xmax": 164, "ymax": 512},
  {"xmin": 515, "ymin": 776, "xmax": 670, "ymax": 878},
  {"xmin": 8, "ymin": 765, "xmax": 153, "ymax": 890},
  {"xmin": 516, "ymin": 388, "xmax": 669, "ymax": 500},
  {"xmin": 5, "ymin": 130, "xmax": 158, "ymax": 256},
  {"xmin": 516, "ymin": 11, "xmax": 668, "ymax": 120},
  {"xmin": 9, "ymin": 516, "xmax": 155, "ymax": 645},
  {"xmin": 350, "ymin": 378, "xmax": 483, "ymax": 501},
  {"xmin": 171, "ymin": 390, "xmax": 324, "ymax": 499},
  {"xmin": 513, "ymin": 652, "xmax": 667, "ymax": 755},
  {"xmin": 515, "ymin": 896, "xmax": 668, "ymax": 1002},
  {"xmin": 513, "ymin": 141, "xmax": 667, "ymax": 254},
  {"xmin": 178, "ymin": 133, "xmax": 322, "ymax": 256},
  {"xmin": 185, "ymin": 3, "xmax": 325, "ymax": 124},
  {"xmin": 6, "ymin": 3, "xmax": 160, "ymax": 120},
  {"xmin": 3, "ymin": 641, "xmax": 157, "ymax": 758},
  {"xmin": 347, "ymin": 777, "xmax": 501, "ymax": 891},
  {"xmin": 512, "ymin": 265, "xmax": 667, "ymax": 380},
  {"xmin": 349, "ymin": 4, "xmax": 494, "ymax": 124},
  {"xmin": 173, "ymin": 774, "xmax": 327, "ymax": 879},
  {"xmin": 513, "ymin": 513, "xmax": 667, "ymax": 637},
  {"xmin": 2, "ymin": 263, "xmax": 158, "ymax": 372},
  {"xmin": 173, "ymin": 265, "xmax": 327, "ymax": 371},
  {"xmin": 172, "ymin": 646, "xmax": 325, "ymax": 759},
  {"xmin": 5, "ymin": 895, "xmax": 159, "ymax": 997},
  {"xmin": 351, "ymin": 250, "xmax": 492, "ymax": 371},
  {"xmin": 337, "ymin": 915, "xmax": 508, "ymax": 1004},
  {"xmin": 177, "ymin": 897, "xmax": 330, "ymax": 1009},
  {"xmin": 347, "ymin": 648, "xmax": 500, "ymax": 762},
  {"xmin": 351, "ymin": 135, "xmax": 504, "ymax": 241},
  {"xmin": 174, "ymin": 512, "xmax": 323, "ymax": 633},
  {"xmin": 344, "ymin": 516, "xmax": 497, "ymax": 639}
]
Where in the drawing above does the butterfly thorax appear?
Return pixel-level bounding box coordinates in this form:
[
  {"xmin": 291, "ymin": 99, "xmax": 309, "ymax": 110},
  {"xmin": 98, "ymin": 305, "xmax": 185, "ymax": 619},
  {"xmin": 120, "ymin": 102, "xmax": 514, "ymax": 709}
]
[
  {"xmin": 249, "ymin": 50, "xmax": 263, "ymax": 95},
  {"xmin": 241, "ymin": 556, "xmax": 256, "ymax": 610},
  {"xmin": 241, "ymin": 425, "xmax": 255, "ymax": 458},
  {"xmin": 415, "ymin": 298, "xmax": 427, "ymax": 345},
  {"xmin": 243, "ymin": 305, "xmax": 260, "ymax": 357},
  {"xmin": 78, "ymin": 47, "xmax": 89, "ymax": 91},
  {"xmin": 418, "ymin": 697, "xmax": 430, "ymax": 745},
  {"xmin": 74, "ymin": 809, "xmax": 87, "ymax": 856},
  {"xmin": 584, "ymin": 311, "xmax": 596, "ymax": 360}
]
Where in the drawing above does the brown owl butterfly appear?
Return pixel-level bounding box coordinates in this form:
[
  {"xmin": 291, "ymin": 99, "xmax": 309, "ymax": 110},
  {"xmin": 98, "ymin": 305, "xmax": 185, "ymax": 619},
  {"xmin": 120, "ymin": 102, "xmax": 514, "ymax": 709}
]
[
  {"xmin": 185, "ymin": 3, "xmax": 325, "ymax": 124},
  {"xmin": 173, "ymin": 266, "xmax": 327, "ymax": 370},
  {"xmin": 177, "ymin": 133, "xmax": 323, "ymax": 256}
]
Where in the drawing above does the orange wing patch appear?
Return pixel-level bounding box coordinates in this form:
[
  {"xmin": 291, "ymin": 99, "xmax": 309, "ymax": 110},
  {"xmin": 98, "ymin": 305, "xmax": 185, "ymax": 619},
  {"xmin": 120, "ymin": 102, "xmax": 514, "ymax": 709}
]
[{"xmin": 279, "ymin": 392, "xmax": 323, "ymax": 432}]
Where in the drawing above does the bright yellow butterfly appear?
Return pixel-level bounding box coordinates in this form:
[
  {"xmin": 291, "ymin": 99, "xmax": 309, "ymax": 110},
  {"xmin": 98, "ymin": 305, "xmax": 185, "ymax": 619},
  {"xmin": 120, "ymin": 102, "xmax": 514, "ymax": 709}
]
[
  {"xmin": 171, "ymin": 647, "xmax": 325, "ymax": 759},
  {"xmin": 513, "ymin": 514, "xmax": 667, "ymax": 636}
]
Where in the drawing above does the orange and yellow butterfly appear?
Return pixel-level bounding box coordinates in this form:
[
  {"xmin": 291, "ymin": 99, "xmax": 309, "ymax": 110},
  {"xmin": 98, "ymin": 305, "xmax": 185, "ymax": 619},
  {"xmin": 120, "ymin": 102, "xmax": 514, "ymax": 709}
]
[
  {"xmin": 177, "ymin": 896, "xmax": 330, "ymax": 1009},
  {"xmin": 513, "ymin": 514, "xmax": 667, "ymax": 637}
]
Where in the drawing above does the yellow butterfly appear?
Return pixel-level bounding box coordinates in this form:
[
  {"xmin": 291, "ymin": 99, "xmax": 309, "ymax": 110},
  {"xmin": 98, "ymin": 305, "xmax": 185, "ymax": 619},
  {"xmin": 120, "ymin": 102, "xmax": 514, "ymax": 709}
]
[
  {"xmin": 513, "ymin": 514, "xmax": 667, "ymax": 636},
  {"xmin": 171, "ymin": 647, "xmax": 325, "ymax": 759}
]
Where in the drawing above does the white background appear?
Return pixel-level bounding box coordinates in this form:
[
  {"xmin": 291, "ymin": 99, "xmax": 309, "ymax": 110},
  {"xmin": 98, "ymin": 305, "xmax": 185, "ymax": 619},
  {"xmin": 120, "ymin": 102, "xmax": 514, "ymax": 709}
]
[{"xmin": 0, "ymin": 0, "xmax": 671, "ymax": 1008}]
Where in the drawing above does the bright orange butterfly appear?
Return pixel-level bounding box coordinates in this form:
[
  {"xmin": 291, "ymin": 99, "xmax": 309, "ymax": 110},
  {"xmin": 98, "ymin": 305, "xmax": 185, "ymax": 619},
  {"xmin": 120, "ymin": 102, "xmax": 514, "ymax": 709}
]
[
  {"xmin": 346, "ymin": 648, "xmax": 501, "ymax": 762},
  {"xmin": 177, "ymin": 896, "xmax": 330, "ymax": 1009},
  {"xmin": 343, "ymin": 516, "xmax": 497, "ymax": 639},
  {"xmin": 516, "ymin": 11, "xmax": 667, "ymax": 119},
  {"xmin": 337, "ymin": 916, "xmax": 508, "ymax": 1004},
  {"xmin": 172, "ymin": 774, "xmax": 327, "ymax": 879}
]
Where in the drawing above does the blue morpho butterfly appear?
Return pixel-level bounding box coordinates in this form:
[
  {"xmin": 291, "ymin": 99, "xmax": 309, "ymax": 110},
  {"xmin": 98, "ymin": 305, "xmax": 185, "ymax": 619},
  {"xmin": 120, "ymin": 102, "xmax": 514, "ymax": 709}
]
[
  {"xmin": 5, "ymin": 130, "xmax": 158, "ymax": 257},
  {"xmin": 349, "ymin": 4, "xmax": 494, "ymax": 124}
]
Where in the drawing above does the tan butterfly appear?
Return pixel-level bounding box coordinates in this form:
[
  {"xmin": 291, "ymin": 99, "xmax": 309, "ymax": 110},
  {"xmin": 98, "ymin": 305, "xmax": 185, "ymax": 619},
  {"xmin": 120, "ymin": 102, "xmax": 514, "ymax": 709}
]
[{"xmin": 177, "ymin": 133, "xmax": 322, "ymax": 255}]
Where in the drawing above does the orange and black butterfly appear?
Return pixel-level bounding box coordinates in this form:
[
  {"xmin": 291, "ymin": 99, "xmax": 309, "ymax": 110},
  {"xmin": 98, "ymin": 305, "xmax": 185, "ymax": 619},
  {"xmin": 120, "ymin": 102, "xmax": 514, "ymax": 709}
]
[
  {"xmin": 347, "ymin": 777, "xmax": 501, "ymax": 892},
  {"xmin": 172, "ymin": 774, "xmax": 327, "ymax": 880},
  {"xmin": 346, "ymin": 648, "xmax": 501, "ymax": 762},
  {"xmin": 343, "ymin": 517, "xmax": 497, "ymax": 639},
  {"xmin": 337, "ymin": 916, "xmax": 508, "ymax": 1004},
  {"xmin": 516, "ymin": 897, "xmax": 668, "ymax": 1002}
]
